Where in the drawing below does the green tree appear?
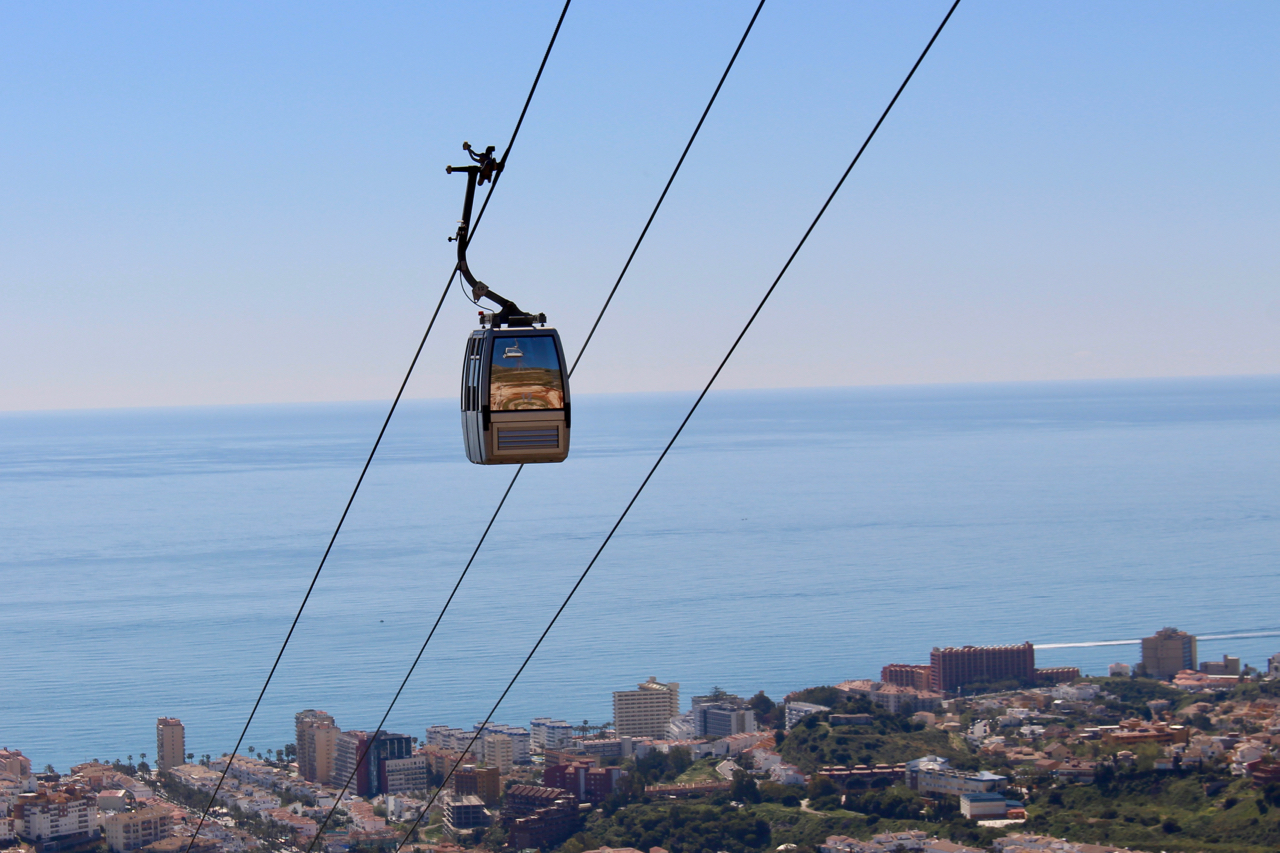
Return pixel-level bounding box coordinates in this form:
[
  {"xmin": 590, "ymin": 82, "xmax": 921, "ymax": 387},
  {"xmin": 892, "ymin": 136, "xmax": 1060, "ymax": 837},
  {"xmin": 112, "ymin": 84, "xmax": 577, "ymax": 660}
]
[
  {"xmin": 807, "ymin": 774, "xmax": 837, "ymax": 800},
  {"xmin": 668, "ymin": 747, "xmax": 693, "ymax": 776},
  {"xmin": 747, "ymin": 691, "xmax": 776, "ymax": 726},
  {"xmin": 787, "ymin": 686, "xmax": 845, "ymax": 708},
  {"xmin": 731, "ymin": 769, "xmax": 760, "ymax": 803}
]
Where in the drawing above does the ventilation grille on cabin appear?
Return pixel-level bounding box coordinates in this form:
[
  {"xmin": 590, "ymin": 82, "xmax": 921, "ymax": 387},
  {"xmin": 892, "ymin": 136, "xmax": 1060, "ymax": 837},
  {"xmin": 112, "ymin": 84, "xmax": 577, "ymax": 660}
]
[{"xmin": 497, "ymin": 426, "xmax": 559, "ymax": 450}]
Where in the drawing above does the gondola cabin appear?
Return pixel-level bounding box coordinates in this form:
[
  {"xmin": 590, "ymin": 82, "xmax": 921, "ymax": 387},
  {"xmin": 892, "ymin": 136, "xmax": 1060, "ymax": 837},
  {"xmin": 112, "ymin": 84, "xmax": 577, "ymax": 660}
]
[{"xmin": 461, "ymin": 323, "xmax": 570, "ymax": 464}]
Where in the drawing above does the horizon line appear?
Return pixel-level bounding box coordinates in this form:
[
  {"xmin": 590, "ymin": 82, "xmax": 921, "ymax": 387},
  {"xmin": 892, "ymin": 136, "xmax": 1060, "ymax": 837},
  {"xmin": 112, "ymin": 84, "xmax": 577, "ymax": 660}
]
[{"xmin": 2, "ymin": 370, "xmax": 1277, "ymax": 418}]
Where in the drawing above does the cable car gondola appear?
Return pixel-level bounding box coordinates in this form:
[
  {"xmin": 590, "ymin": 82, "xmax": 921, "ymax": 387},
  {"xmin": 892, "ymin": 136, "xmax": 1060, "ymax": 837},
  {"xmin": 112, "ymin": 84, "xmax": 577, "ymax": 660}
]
[{"xmin": 448, "ymin": 143, "xmax": 570, "ymax": 465}]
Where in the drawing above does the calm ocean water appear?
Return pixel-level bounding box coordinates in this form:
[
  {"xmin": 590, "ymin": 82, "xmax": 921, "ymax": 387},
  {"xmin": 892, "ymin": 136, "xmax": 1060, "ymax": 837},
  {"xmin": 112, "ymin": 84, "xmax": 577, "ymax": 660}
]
[{"xmin": 3, "ymin": 377, "xmax": 1278, "ymax": 771}]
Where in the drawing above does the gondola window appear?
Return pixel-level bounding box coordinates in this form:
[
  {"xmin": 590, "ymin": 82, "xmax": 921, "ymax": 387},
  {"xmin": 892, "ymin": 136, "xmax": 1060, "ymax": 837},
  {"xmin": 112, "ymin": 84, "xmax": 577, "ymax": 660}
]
[{"xmin": 490, "ymin": 336, "xmax": 564, "ymax": 410}]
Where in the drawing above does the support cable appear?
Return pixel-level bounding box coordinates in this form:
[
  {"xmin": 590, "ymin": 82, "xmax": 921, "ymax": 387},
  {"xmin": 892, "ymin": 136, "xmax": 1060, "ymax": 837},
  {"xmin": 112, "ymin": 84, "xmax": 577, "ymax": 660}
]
[
  {"xmin": 388, "ymin": 1, "xmax": 959, "ymax": 850},
  {"xmin": 303, "ymin": 2, "xmax": 768, "ymax": 850},
  {"xmin": 182, "ymin": 2, "xmax": 572, "ymax": 850}
]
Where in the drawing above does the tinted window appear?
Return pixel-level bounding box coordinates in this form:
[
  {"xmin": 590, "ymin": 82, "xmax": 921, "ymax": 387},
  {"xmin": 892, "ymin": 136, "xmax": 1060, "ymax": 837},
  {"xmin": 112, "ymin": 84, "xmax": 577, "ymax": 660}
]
[{"xmin": 490, "ymin": 336, "xmax": 564, "ymax": 410}]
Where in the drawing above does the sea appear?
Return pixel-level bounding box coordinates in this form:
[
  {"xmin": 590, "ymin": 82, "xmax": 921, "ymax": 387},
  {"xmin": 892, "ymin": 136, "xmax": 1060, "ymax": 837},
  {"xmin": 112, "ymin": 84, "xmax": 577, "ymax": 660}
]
[{"xmin": 2, "ymin": 376, "xmax": 1278, "ymax": 772}]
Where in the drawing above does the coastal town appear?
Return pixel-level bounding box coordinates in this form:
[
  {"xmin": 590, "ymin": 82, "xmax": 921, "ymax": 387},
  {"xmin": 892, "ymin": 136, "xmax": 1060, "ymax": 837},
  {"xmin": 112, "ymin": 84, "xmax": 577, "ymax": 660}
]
[{"xmin": 5, "ymin": 628, "xmax": 1280, "ymax": 853}]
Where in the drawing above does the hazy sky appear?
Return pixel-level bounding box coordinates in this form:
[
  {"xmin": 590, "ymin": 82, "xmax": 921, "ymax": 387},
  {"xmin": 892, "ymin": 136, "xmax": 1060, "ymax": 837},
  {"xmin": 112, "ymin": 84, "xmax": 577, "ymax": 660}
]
[{"xmin": 3, "ymin": 1, "xmax": 1277, "ymax": 412}]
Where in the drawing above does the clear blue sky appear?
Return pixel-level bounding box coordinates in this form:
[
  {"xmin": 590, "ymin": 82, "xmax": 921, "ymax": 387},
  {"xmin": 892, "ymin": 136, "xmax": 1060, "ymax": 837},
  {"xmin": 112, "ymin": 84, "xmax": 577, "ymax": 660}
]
[{"xmin": 3, "ymin": 1, "xmax": 1277, "ymax": 411}]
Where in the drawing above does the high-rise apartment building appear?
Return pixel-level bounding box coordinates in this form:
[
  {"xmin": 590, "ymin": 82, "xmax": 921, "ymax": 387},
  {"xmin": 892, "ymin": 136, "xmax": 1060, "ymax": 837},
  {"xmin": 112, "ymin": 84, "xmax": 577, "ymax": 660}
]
[
  {"xmin": 334, "ymin": 730, "xmax": 372, "ymax": 797},
  {"xmin": 368, "ymin": 732, "xmax": 414, "ymax": 796},
  {"xmin": 929, "ymin": 643, "xmax": 1035, "ymax": 693},
  {"xmin": 482, "ymin": 734, "xmax": 514, "ymax": 774},
  {"xmin": 612, "ymin": 677, "xmax": 680, "ymax": 739},
  {"xmin": 295, "ymin": 710, "xmax": 338, "ymax": 784},
  {"xmin": 155, "ymin": 718, "xmax": 185, "ymax": 771},
  {"xmin": 334, "ymin": 730, "xmax": 413, "ymax": 797},
  {"xmin": 1140, "ymin": 628, "xmax": 1197, "ymax": 680}
]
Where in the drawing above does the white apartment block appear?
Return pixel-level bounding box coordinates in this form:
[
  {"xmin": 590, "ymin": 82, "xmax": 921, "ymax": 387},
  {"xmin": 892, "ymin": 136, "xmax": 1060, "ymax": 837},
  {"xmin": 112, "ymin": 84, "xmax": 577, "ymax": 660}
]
[
  {"xmin": 475, "ymin": 724, "xmax": 531, "ymax": 763},
  {"xmin": 613, "ymin": 677, "xmax": 680, "ymax": 739},
  {"xmin": 784, "ymin": 702, "xmax": 830, "ymax": 730},
  {"xmin": 666, "ymin": 712, "xmax": 696, "ymax": 740},
  {"xmin": 530, "ymin": 719, "xmax": 574, "ymax": 751},
  {"xmin": 14, "ymin": 788, "xmax": 99, "ymax": 844},
  {"xmin": 383, "ymin": 755, "xmax": 430, "ymax": 795},
  {"xmin": 426, "ymin": 726, "xmax": 474, "ymax": 752},
  {"xmin": 156, "ymin": 718, "xmax": 186, "ymax": 772}
]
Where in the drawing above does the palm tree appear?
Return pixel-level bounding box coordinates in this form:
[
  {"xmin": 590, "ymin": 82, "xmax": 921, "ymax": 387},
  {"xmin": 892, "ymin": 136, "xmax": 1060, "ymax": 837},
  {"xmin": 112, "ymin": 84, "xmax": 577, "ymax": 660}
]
[{"xmin": 128, "ymin": 755, "xmax": 133, "ymax": 763}]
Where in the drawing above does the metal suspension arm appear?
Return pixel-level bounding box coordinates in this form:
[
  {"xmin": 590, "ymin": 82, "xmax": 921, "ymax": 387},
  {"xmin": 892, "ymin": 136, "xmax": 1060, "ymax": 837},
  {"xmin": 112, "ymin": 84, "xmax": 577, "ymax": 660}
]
[{"xmin": 446, "ymin": 143, "xmax": 531, "ymax": 325}]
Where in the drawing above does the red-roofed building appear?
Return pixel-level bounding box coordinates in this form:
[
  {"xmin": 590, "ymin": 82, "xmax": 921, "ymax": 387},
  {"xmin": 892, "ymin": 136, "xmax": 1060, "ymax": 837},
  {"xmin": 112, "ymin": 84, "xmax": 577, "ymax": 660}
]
[{"xmin": 542, "ymin": 762, "xmax": 625, "ymax": 802}]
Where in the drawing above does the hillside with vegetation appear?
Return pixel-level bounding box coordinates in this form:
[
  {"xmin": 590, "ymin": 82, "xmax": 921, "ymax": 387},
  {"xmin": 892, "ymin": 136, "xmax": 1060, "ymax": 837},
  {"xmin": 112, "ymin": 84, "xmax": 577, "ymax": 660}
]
[
  {"xmin": 555, "ymin": 797, "xmax": 1003, "ymax": 853},
  {"xmin": 776, "ymin": 695, "xmax": 971, "ymax": 773},
  {"xmin": 1021, "ymin": 769, "xmax": 1280, "ymax": 852}
]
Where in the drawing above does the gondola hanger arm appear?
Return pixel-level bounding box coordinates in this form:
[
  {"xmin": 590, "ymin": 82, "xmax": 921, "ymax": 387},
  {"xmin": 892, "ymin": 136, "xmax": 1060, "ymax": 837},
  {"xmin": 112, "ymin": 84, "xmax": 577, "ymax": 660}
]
[{"xmin": 446, "ymin": 142, "xmax": 543, "ymax": 328}]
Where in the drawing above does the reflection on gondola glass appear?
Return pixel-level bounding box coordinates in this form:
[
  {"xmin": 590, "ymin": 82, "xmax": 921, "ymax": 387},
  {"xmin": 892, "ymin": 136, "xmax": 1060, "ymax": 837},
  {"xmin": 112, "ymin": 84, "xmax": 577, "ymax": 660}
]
[{"xmin": 490, "ymin": 336, "xmax": 564, "ymax": 410}]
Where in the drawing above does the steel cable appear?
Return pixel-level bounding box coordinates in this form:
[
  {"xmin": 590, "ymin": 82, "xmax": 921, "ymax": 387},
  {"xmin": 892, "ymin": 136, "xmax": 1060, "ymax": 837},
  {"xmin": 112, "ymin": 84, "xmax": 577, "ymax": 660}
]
[
  {"xmin": 380, "ymin": 1, "xmax": 960, "ymax": 850},
  {"xmin": 180, "ymin": 2, "xmax": 573, "ymax": 850},
  {"xmin": 303, "ymin": 2, "xmax": 769, "ymax": 850}
]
